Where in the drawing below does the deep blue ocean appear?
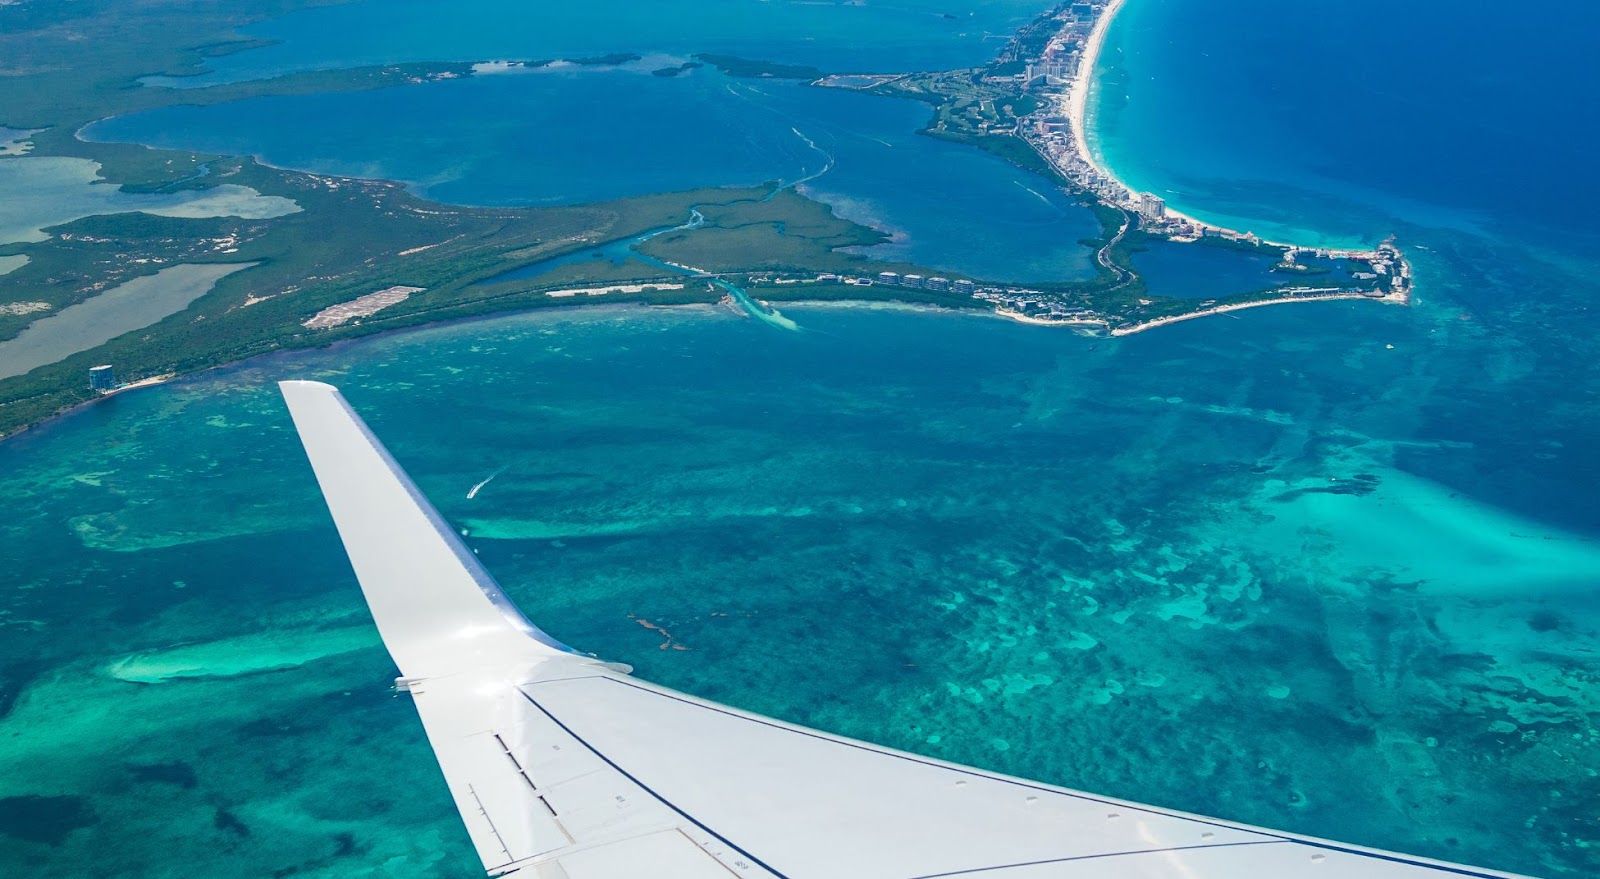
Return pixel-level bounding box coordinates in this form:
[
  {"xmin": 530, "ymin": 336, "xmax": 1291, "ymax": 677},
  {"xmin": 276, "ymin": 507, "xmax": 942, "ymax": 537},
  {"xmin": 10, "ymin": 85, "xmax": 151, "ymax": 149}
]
[
  {"xmin": 1091, "ymin": 0, "xmax": 1600, "ymax": 245},
  {"xmin": 5, "ymin": 1, "xmax": 1599, "ymax": 877}
]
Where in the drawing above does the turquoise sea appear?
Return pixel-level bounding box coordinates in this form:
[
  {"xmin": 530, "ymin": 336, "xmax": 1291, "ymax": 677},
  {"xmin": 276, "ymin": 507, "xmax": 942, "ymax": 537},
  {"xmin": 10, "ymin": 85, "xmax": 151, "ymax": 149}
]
[{"xmin": 5, "ymin": 1, "xmax": 1600, "ymax": 878}]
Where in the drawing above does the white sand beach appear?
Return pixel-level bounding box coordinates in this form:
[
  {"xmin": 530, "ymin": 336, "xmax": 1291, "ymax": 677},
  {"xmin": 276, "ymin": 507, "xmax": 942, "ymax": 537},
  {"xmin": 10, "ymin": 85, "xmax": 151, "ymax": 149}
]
[{"xmin": 1066, "ymin": 0, "xmax": 1128, "ymax": 200}]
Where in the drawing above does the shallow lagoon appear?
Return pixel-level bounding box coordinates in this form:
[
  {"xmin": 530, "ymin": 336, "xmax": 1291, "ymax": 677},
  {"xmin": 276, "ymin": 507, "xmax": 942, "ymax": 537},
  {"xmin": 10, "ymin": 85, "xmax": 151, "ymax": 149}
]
[
  {"xmin": 1130, "ymin": 239, "xmax": 1282, "ymax": 299},
  {"xmin": 0, "ymin": 156, "xmax": 298, "ymax": 245},
  {"xmin": 90, "ymin": 68, "xmax": 1101, "ymax": 283},
  {"xmin": 171, "ymin": 0, "xmax": 1056, "ymax": 84},
  {"xmin": 0, "ymin": 262, "xmax": 255, "ymax": 379},
  {"xmin": 0, "ymin": 127, "xmax": 37, "ymax": 157}
]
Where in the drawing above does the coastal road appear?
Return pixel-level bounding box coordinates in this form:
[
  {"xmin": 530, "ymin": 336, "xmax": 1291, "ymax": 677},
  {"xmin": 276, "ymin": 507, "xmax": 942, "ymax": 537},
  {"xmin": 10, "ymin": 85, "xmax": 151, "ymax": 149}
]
[{"xmin": 1097, "ymin": 208, "xmax": 1135, "ymax": 290}]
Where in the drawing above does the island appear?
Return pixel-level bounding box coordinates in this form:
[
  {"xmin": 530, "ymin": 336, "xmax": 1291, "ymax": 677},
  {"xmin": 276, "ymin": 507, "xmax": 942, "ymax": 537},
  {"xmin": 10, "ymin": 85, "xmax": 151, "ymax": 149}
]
[{"xmin": 0, "ymin": 0, "xmax": 1413, "ymax": 440}]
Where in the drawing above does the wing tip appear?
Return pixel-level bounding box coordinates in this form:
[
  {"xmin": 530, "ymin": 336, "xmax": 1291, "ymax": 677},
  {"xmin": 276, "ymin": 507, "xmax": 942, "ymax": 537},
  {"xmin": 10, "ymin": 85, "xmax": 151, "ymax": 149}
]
[
  {"xmin": 279, "ymin": 378, "xmax": 340, "ymax": 396},
  {"xmin": 279, "ymin": 376, "xmax": 585, "ymax": 669},
  {"xmin": 279, "ymin": 381, "xmax": 356, "ymax": 425}
]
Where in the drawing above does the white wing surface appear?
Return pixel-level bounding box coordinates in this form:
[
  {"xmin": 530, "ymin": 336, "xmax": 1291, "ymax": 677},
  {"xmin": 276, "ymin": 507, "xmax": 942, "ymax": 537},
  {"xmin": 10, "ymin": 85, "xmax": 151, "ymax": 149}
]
[{"xmin": 280, "ymin": 380, "xmax": 1529, "ymax": 879}]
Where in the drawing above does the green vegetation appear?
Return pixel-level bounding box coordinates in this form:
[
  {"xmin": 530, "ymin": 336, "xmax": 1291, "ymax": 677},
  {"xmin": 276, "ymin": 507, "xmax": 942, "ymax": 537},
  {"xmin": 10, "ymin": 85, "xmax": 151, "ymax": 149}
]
[
  {"xmin": 569, "ymin": 53, "xmax": 642, "ymax": 66},
  {"xmin": 927, "ymin": 128, "xmax": 1063, "ymax": 184},
  {"xmin": 501, "ymin": 257, "xmax": 680, "ymax": 291},
  {"xmin": 866, "ymin": 70, "xmax": 1003, "ymax": 135},
  {"xmin": 693, "ymin": 54, "xmax": 825, "ymax": 80},
  {"xmin": 652, "ymin": 62, "xmax": 704, "ymax": 78},
  {"xmin": 0, "ymin": 169, "xmax": 767, "ymax": 435},
  {"xmin": 1190, "ymin": 234, "xmax": 1288, "ymax": 257},
  {"xmin": 639, "ymin": 190, "xmax": 888, "ymax": 274},
  {"xmin": 990, "ymin": 2, "xmax": 1068, "ymax": 67}
]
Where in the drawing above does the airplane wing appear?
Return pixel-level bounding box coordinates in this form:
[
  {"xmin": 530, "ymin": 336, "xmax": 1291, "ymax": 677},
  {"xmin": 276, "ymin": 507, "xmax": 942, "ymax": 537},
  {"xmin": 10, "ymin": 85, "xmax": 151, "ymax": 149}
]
[{"xmin": 280, "ymin": 379, "xmax": 1529, "ymax": 879}]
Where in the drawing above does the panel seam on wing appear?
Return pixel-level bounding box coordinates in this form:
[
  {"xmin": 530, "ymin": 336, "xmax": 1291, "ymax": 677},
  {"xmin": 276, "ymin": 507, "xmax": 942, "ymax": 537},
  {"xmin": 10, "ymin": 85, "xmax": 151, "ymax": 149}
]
[
  {"xmin": 516, "ymin": 688, "xmax": 795, "ymax": 879},
  {"xmin": 904, "ymin": 840, "xmax": 1291, "ymax": 878}
]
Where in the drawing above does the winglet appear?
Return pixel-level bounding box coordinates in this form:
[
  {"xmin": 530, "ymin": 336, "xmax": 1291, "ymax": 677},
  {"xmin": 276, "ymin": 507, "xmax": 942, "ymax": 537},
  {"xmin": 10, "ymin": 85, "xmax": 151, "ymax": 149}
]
[{"xmin": 280, "ymin": 380, "xmax": 574, "ymax": 678}]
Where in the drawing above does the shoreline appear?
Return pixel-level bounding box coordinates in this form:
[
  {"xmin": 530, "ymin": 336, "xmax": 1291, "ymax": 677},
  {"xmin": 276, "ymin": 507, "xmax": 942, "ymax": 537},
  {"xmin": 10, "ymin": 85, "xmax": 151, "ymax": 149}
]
[
  {"xmin": 0, "ymin": 277, "xmax": 1399, "ymax": 446},
  {"xmin": 777, "ymin": 298, "xmax": 999, "ymax": 320},
  {"xmin": 1060, "ymin": 0, "xmax": 1308, "ymax": 251},
  {"xmin": 1108, "ymin": 290, "xmax": 1400, "ymax": 337},
  {"xmin": 1066, "ymin": 0, "xmax": 1125, "ymax": 198},
  {"xmin": 0, "ymin": 295, "xmax": 1043, "ymax": 444},
  {"xmin": 0, "ymin": 302, "xmax": 720, "ymax": 444},
  {"xmin": 1011, "ymin": 0, "xmax": 1414, "ymax": 315},
  {"xmin": 996, "ymin": 307, "xmax": 1108, "ymax": 330},
  {"xmin": 1049, "ymin": 0, "xmax": 1405, "ymax": 263}
]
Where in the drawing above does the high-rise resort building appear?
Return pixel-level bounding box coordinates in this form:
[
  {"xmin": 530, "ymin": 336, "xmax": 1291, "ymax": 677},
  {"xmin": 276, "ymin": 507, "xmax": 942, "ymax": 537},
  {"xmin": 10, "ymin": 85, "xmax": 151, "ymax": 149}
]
[
  {"xmin": 877, "ymin": 271, "xmax": 900, "ymax": 286},
  {"xmin": 1139, "ymin": 193, "xmax": 1167, "ymax": 222},
  {"xmin": 953, "ymin": 278, "xmax": 976, "ymax": 295},
  {"xmin": 925, "ymin": 277, "xmax": 951, "ymax": 292},
  {"xmin": 88, "ymin": 364, "xmax": 116, "ymax": 394},
  {"xmin": 901, "ymin": 274, "xmax": 925, "ymax": 289},
  {"xmin": 1024, "ymin": 62, "xmax": 1072, "ymax": 82}
]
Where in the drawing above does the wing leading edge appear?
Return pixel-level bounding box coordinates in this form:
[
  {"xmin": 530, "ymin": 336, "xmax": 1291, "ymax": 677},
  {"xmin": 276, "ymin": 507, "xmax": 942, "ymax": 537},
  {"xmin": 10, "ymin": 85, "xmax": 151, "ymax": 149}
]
[{"xmin": 280, "ymin": 380, "xmax": 1529, "ymax": 879}]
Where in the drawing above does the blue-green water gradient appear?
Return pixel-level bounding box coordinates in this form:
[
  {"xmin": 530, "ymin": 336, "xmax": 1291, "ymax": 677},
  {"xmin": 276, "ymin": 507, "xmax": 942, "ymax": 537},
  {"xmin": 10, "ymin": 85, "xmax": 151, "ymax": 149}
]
[
  {"xmin": 4, "ymin": 0, "xmax": 1599, "ymax": 876},
  {"xmin": 1, "ymin": 303, "xmax": 1594, "ymax": 878}
]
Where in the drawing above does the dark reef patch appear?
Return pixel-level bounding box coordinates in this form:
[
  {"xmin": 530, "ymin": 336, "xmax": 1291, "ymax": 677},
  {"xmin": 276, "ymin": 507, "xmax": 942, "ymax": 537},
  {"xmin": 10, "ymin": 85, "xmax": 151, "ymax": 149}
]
[
  {"xmin": 0, "ymin": 795, "xmax": 97, "ymax": 844},
  {"xmin": 127, "ymin": 760, "xmax": 199, "ymax": 789},
  {"xmin": 1526, "ymin": 609, "xmax": 1565, "ymax": 633},
  {"xmin": 0, "ymin": 661, "xmax": 40, "ymax": 724},
  {"xmin": 213, "ymin": 806, "xmax": 251, "ymax": 838}
]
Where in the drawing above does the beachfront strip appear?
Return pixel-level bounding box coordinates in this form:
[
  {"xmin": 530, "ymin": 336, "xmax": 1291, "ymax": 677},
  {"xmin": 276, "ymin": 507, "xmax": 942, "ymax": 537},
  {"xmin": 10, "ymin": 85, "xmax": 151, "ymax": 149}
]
[
  {"xmin": 993, "ymin": 0, "xmax": 1413, "ymax": 329},
  {"xmin": 740, "ymin": 270, "xmax": 1404, "ymax": 337},
  {"xmin": 1021, "ymin": 1, "xmax": 1413, "ymax": 277}
]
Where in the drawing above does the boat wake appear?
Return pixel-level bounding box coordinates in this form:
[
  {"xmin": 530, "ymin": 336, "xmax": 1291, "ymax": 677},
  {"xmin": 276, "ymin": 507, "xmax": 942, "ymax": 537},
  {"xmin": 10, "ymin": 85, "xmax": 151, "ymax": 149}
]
[
  {"xmin": 781, "ymin": 127, "xmax": 836, "ymax": 191},
  {"xmin": 1013, "ymin": 180, "xmax": 1055, "ymax": 207},
  {"xmin": 467, "ymin": 467, "xmax": 507, "ymax": 499}
]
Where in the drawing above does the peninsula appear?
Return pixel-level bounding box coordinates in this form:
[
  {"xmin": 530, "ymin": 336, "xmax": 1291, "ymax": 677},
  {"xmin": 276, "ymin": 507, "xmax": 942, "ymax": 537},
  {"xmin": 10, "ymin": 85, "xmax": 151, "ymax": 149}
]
[{"xmin": 821, "ymin": 0, "xmax": 1413, "ymax": 332}]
